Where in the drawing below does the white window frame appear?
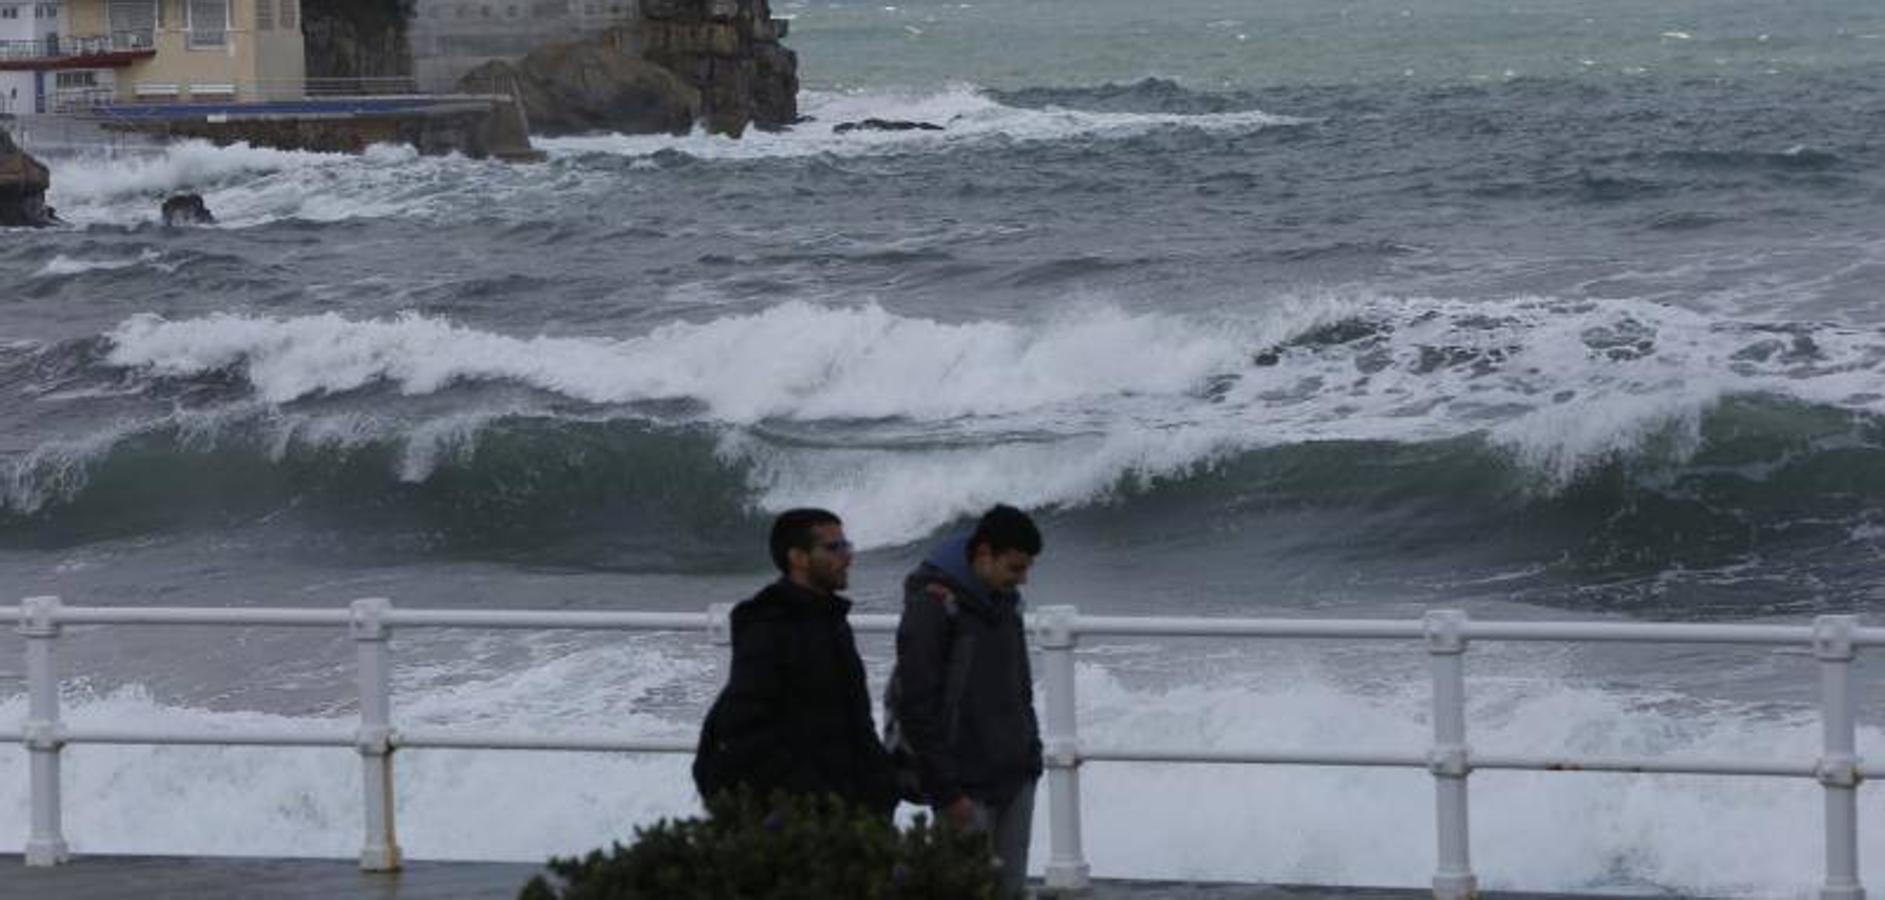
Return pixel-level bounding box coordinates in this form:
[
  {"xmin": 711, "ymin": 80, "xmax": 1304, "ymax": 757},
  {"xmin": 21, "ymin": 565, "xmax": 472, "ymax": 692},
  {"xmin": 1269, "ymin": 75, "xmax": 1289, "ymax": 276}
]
[{"xmin": 185, "ymin": 0, "xmax": 226, "ymax": 49}]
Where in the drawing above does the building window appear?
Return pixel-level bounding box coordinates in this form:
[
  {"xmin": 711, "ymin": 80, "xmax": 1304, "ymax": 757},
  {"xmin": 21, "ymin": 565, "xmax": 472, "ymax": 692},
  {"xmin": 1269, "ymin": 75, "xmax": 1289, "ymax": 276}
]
[
  {"xmin": 254, "ymin": 0, "xmax": 269, "ymax": 29},
  {"xmin": 55, "ymin": 70, "xmax": 97, "ymax": 88},
  {"xmin": 107, "ymin": 0, "xmax": 157, "ymax": 40},
  {"xmin": 0, "ymin": 8, "xmax": 17, "ymax": 19},
  {"xmin": 187, "ymin": 0, "xmax": 226, "ymax": 46},
  {"xmin": 278, "ymin": 0, "xmax": 292, "ymax": 29}
]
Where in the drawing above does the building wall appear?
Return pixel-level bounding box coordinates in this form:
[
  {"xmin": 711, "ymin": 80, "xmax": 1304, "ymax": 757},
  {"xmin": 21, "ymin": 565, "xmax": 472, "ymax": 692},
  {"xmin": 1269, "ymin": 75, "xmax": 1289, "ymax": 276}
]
[
  {"xmin": 69, "ymin": 0, "xmax": 303, "ymax": 100},
  {"xmin": 0, "ymin": 73, "xmax": 33, "ymax": 114},
  {"xmin": 0, "ymin": 3, "xmax": 40, "ymax": 113},
  {"xmin": 248, "ymin": 0, "xmax": 302, "ymax": 96},
  {"xmin": 63, "ymin": 0, "xmax": 98, "ymax": 38},
  {"xmin": 1, "ymin": 1, "xmax": 64, "ymax": 113}
]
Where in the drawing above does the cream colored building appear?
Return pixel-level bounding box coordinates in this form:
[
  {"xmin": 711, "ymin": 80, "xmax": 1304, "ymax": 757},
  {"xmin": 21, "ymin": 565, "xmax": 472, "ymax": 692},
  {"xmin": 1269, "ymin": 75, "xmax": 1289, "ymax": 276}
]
[{"xmin": 59, "ymin": 0, "xmax": 303, "ymax": 101}]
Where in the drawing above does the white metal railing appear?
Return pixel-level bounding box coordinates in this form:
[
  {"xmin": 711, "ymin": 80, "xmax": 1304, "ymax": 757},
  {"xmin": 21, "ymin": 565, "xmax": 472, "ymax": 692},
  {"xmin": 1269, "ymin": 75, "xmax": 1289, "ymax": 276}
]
[
  {"xmin": 0, "ymin": 31, "xmax": 155, "ymax": 61},
  {"xmin": 6, "ymin": 597, "xmax": 1880, "ymax": 899}
]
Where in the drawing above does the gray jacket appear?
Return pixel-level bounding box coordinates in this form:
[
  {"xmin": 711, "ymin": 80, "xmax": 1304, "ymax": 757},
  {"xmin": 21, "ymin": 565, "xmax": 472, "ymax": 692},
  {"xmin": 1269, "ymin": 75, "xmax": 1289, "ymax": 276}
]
[{"xmin": 885, "ymin": 535, "xmax": 1044, "ymax": 806}]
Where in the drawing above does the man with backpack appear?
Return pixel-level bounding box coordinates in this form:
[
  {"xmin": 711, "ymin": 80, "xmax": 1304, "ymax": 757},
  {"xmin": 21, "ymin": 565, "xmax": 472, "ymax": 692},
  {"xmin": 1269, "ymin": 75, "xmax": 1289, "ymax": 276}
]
[
  {"xmin": 692, "ymin": 508, "xmax": 898, "ymax": 817},
  {"xmin": 885, "ymin": 504, "xmax": 1045, "ymax": 898}
]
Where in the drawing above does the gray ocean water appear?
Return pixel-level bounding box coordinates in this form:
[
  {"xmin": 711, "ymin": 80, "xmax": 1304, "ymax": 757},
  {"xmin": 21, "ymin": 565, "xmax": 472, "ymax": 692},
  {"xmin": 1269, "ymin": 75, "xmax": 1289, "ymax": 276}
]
[{"xmin": 1, "ymin": 0, "xmax": 1884, "ymax": 892}]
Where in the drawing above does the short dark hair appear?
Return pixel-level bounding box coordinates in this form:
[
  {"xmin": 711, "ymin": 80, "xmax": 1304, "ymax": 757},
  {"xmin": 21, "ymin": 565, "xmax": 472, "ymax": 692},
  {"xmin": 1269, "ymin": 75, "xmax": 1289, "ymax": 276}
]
[
  {"xmin": 968, "ymin": 504, "xmax": 1042, "ymax": 558},
  {"xmin": 770, "ymin": 508, "xmax": 841, "ymax": 573}
]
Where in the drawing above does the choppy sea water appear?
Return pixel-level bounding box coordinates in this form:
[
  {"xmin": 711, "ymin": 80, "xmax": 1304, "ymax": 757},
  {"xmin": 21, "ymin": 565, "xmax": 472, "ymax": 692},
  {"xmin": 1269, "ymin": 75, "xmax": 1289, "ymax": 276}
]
[{"xmin": 2, "ymin": 0, "xmax": 1884, "ymax": 893}]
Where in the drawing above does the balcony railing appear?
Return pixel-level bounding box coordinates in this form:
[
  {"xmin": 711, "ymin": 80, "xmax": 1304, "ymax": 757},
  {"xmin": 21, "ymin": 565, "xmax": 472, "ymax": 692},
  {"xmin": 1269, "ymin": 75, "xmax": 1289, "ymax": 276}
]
[{"xmin": 0, "ymin": 31, "xmax": 155, "ymax": 63}]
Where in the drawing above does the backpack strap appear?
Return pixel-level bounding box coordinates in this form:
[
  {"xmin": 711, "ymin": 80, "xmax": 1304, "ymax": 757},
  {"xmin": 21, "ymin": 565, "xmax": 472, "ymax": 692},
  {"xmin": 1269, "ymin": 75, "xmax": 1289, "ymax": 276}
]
[{"xmin": 926, "ymin": 582, "xmax": 975, "ymax": 745}]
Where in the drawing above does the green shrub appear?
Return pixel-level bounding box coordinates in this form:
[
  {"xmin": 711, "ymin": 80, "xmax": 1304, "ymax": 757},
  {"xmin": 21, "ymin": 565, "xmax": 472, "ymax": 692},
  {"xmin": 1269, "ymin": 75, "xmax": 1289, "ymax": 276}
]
[{"xmin": 519, "ymin": 790, "xmax": 998, "ymax": 900}]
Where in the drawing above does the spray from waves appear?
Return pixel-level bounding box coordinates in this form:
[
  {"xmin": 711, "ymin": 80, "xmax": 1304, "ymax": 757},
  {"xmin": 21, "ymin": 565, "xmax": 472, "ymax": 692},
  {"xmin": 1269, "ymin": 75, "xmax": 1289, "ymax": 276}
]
[
  {"xmin": 41, "ymin": 141, "xmax": 521, "ymax": 228},
  {"xmin": 0, "ymin": 640, "xmax": 1872, "ymax": 895},
  {"xmin": 33, "ymin": 85, "xmax": 1298, "ymax": 227},
  {"xmin": 0, "ymin": 638, "xmax": 710, "ymax": 860},
  {"xmin": 536, "ymin": 85, "xmax": 1303, "ymax": 160}
]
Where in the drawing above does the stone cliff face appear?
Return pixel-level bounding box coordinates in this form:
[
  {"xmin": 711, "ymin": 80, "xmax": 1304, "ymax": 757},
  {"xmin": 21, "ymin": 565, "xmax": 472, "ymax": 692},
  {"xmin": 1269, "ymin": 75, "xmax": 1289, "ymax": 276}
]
[
  {"xmin": 458, "ymin": 41, "xmax": 701, "ymax": 137},
  {"xmin": 611, "ymin": 0, "xmax": 797, "ymax": 135},
  {"xmin": 0, "ymin": 128, "xmax": 53, "ymax": 228},
  {"xmin": 302, "ymin": 0, "xmax": 415, "ymax": 80}
]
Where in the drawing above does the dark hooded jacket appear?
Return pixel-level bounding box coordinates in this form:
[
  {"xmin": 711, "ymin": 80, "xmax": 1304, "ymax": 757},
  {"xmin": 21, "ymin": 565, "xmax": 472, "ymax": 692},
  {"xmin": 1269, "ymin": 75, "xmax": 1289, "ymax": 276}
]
[
  {"xmin": 693, "ymin": 579, "xmax": 897, "ymax": 815},
  {"xmin": 885, "ymin": 536, "xmax": 1044, "ymax": 807}
]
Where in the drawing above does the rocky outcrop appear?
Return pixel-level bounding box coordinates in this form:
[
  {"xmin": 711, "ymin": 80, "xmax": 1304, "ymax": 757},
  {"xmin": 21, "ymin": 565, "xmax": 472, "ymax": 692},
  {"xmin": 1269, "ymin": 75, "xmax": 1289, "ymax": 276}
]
[
  {"xmin": 608, "ymin": 0, "xmax": 798, "ymax": 136},
  {"xmin": 457, "ymin": 41, "xmax": 700, "ymax": 137},
  {"xmin": 302, "ymin": 0, "xmax": 414, "ymax": 81},
  {"xmin": 0, "ymin": 127, "xmax": 53, "ymax": 228},
  {"xmin": 161, "ymin": 193, "xmax": 215, "ymax": 226}
]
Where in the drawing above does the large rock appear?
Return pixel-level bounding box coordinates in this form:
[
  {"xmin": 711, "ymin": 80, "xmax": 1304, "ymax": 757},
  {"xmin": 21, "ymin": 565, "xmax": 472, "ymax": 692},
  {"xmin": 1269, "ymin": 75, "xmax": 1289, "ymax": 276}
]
[
  {"xmin": 611, "ymin": 0, "xmax": 798, "ymax": 136},
  {"xmin": 0, "ymin": 128, "xmax": 53, "ymax": 228},
  {"xmin": 457, "ymin": 41, "xmax": 700, "ymax": 138}
]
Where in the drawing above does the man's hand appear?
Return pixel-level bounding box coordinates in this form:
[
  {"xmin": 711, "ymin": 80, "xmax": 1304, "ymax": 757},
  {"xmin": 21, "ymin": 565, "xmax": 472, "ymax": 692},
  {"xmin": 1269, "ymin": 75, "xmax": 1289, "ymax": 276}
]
[{"xmin": 945, "ymin": 795, "xmax": 977, "ymax": 831}]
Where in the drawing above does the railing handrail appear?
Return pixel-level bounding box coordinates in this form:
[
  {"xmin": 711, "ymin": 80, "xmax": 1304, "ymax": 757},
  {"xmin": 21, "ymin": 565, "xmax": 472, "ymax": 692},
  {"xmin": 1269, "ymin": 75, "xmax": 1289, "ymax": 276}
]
[
  {"xmin": 0, "ymin": 602, "xmax": 1868, "ymax": 644},
  {"xmin": 6, "ymin": 598, "xmax": 1874, "ymax": 899}
]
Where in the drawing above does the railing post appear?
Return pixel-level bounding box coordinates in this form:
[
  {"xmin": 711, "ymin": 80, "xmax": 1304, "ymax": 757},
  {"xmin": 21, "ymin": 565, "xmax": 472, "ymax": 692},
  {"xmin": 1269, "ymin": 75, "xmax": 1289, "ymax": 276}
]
[
  {"xmin": 351, "ymin": 597, "xmax": 402, "ymax": 872},
  {"xmin": 1425, "ymin": 610, "xmax": 1476, "ymax": 900},
  {"xmin": 1035, "ymin": 605, "xmax": 1090, "ymax": 895},
  {"xmin": 19, "ymin": 596, "xmax": 68, "ymax": 866},
  {"xmin": 707, "ymin": 602, "xmax": 734, "ymax": 649},
  {"xmin": 1815, "ymin": 615, "xmax": 1864, "ymax": 900}
]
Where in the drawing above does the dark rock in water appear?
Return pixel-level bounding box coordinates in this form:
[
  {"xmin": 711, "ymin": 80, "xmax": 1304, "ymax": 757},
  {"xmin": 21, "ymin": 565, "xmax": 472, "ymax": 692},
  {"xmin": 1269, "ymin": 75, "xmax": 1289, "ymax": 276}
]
[
  {"xmin": 458, "ymin": 41, "xmax": 700, "ymax": 138},
  {"xmin": 0, "ymin": 127, "xmax": 54, "ymax": 228},
  {"xmin": 832, "ymin": 118, "xmax": 945, "ymax": 134},
  {"xmin": 161, "ymin": 193, "xmax": 216, "ymax": 226}
]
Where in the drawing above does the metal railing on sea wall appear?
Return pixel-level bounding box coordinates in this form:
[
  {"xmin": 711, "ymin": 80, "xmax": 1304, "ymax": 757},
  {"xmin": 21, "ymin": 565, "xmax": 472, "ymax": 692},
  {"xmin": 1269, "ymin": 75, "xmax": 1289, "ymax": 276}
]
[{"xmin": 5, "ymin": 598, "xmax": 1880, "ymax": 899}]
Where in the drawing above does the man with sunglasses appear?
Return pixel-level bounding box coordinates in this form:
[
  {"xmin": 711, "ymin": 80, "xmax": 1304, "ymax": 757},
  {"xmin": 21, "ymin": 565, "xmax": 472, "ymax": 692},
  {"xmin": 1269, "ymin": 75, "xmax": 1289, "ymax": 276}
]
[
  {"xmin": 692, "ymin": 508, "xmax": 898, "ymax": 817},
  {"xmin": 885, "ymin": 504, "xmax": 1045, "ymax": 898}
]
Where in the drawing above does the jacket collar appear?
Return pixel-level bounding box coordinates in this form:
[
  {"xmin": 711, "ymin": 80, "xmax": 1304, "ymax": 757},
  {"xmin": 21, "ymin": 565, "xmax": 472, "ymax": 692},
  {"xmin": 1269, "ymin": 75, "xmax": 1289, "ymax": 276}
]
[{"xmin": 756, "ymin": 577, "xmax": 853, "ymax": 616}]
